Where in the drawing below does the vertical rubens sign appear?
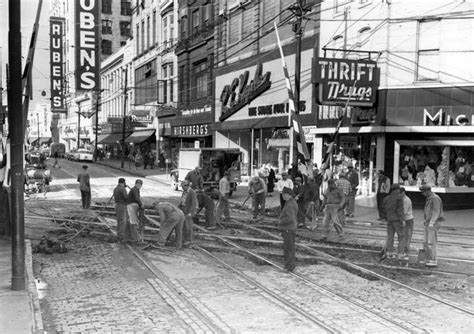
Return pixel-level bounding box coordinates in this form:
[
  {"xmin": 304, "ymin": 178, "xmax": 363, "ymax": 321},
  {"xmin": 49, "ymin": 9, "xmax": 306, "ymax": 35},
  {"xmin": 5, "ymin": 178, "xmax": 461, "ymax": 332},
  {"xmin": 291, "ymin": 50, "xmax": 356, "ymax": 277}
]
[
  {"xmin": 313, "ymin": 57, "xmax": 379, "ymax": 107},
  {"xmin": 50, "ymin": 17, "xmax": 66, "ymax": 113},
  {"xmin": 75, "ymin": 0, "xmax": 100, "ymax": 91}
]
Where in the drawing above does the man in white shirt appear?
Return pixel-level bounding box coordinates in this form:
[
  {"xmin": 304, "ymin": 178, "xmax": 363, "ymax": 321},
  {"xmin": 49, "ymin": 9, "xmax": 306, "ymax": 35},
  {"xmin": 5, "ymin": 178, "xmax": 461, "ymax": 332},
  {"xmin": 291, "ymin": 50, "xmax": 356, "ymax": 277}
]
[{"xmin": 277, "ymin": 171, "xmax": 294, "ymax": 209}]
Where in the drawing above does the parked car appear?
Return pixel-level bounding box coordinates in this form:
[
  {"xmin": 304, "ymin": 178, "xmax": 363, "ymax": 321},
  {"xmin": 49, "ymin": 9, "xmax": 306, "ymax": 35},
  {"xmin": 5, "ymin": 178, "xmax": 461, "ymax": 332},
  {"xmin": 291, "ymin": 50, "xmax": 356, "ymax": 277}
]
[
  {"xmin": 74, "ymin": 149, "xmax": 94, "ymax": 162},
  {"xmin": 65, "ymin": 150, "xmax": 77, "ymax": 161}
]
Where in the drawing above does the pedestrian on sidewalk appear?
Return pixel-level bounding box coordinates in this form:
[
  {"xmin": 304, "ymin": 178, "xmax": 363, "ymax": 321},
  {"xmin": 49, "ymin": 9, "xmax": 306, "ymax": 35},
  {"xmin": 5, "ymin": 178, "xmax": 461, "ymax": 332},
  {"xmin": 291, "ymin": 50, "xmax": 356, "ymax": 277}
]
[
  {"xmin": 420, "ymin": 184, "xmax": 444, "ymax": 267},
  {"xmin": 197, "ymin": 191, "xmax": 216, "ymax": 230},
  {"xmin": 53, "ymin": 151, "xmax": 61, "ymax": 168},
  {"xmin": 179, "ymin": 180, "xmax": 197, "ymax": 247},
  {"xmin": 321, "ymin": 179, "xmax": 345, "ymax": 240},
  {"xmin": 77, "ymin": 165, "xmax": 91, "ymax": 209},
  {"xmin": 153, "ymin": 201, "xmax": 184, "ymax": 249},
  {"xmin": 248, "ymin": 175, "xmax": 266, "ymax": 220},
  {"xmin": 267, "ymin": 165, "xmax": 277, "ymax": 197},
  {"xmin": 126, "ymin": 179, "xmax": 143, "ymax": 244},
  {"xmin": 113, "ymin": 178, "xmax": 128, "ymax": 242},
  {"xmin": 143, "ymin": 151, "xmax": 150, "ymax": 169},
  {"xmin": 216, "ymin": 171, "xmax": 231, "ymax": 225},
  {"xmin": 346, "ymin": 163, "xmax": 359, "ymax": 217},
  {"xmin": 382, "ymin": 183, "xmax": 406, "ymax": 260},
  {"xmin": 277, "ymin": 171, "xmax": 293, "ymax": 209},
  {"xmin": 376, "ymin": 170, "xmax": 391, "ymax": 221},
  {"xmin": 279, "ymin": 186, "xmax": 298, "ymax": 272},
  {"xmin": 400, "ymin": 187, "xmax": 414, "ymax": 257}
]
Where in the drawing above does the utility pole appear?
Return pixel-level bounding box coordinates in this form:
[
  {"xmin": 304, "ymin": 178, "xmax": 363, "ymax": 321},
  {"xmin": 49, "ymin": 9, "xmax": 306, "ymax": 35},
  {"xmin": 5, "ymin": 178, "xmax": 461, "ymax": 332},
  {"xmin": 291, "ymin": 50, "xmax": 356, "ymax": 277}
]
[
  {"xmin": 77, "ymin": 103, "xmax": 81, "ymax": 149},
  {"xmin": 36, "ymin": 113, "xmax": 40, "ymax": 148},
  {"xmin": 121, "ymin": 67, "xmax": 128, "ymax": 169},
  {"xmin": 8, "ymin": 0, "xmax": 26, "ymax": 291},
  {"xmin": 94, "ymin": 90, "xmax": 100, "ymax": 161}
]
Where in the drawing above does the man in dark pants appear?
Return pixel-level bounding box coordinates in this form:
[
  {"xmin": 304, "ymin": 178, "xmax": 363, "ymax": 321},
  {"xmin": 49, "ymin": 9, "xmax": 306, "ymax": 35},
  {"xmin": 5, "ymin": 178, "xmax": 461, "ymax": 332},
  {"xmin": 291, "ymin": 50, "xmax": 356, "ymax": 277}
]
[
  {"xmin": 77, "ymin": 165, "xmax": 91, "ymax": 209},
  {"xmin": 196, "ymin": 191, "xmax": 216, "ymax": 230},
  {"xmin": 248, "ymin": 175, "xmax": 266, "ymax": 220},
  {"xmin": 376, "ymin": 170, "xmax": 391, "ymax": 221},
  {"xmin": 113, "ymin": 178, "xmax": 128, "ymax": 242},
  {"xmin": 179, "ymin": 180, "xmax": 197, "ymax": 247},
  {"xmin": 383, "ymin": 183, "xmax": 405, "ymax": 259},
  {"xmin": 279, "ymin": 187, "xmax": 298, "ymax": 272}
]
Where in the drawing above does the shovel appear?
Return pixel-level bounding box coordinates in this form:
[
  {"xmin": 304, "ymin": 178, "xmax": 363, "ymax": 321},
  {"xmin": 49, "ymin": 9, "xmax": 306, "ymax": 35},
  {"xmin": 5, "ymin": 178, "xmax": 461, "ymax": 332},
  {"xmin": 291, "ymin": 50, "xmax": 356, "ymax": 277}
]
[{"xmin": 239, "ymin": 194, "xmax": 252, "ymax": 209}]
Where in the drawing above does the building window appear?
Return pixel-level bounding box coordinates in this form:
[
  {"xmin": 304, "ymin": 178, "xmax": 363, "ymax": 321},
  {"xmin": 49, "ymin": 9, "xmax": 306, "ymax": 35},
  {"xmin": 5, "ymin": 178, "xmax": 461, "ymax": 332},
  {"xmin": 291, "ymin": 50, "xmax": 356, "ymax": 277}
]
[
  {"xmin": 169, "ymin": 14, "xmax": 175, "ymax": 42},
  {"xmin": 121, "ymin": 1, "xmax": 131, "ymax": 15},
  {"xmin": 161, "ymin": 63, "xmax": 174, "ymax": 102},
  {"xmin": 135, "ymin": 60, "xmax": 157, "ymax": 105},
  {"xmin": 228, "ymin": 6, "xmax": 253, "ymax": 45},
  {"xmin": 136, "ymin": 23, "xmax": 140, "ymax": 53},
  {"xmin": 102, "ymin": 39, "xmax": 112, "ymax": 55},
  {"xmin": 120, "ymin": 21, "xmax": 131, "ymax": 36},
  {"xmin": 178, "ymin": 65, "xmax": 186, "ymax": 103},
  {"xmin": 356, "ymin": 27, "xmax": 371, "ymax": 48},
  {"xmin": 121, "ymin": 41, "xmax": 126, "ymax": 46},
  {"xmin": 193, "ymin": 61, "xmax": 208, "ymax": 100},
  {"xmin": 192, "ymin": 10, "xmax": 200, "ymax": 35},
  {"xmin": 163, "ymin": 16, "xmax": 168, "ymax": 43},
  {"xmin": 102, "ymin": 0, "xmax": 112, "ymax": 14},
  {"xmin": 102, "ymin": 19, "xmax": 112, "ymax": 34},
  {"xmin": 147, "ymin": 16, "xmax": 151, "ymax": 49},
  {"xmin": 141, "ymin": 21, "xmax": 145, "ymax": 54},
  {"xmin": 417, "ymin": 20, "xmax": 440, "ymax": 81},
  {"xmin": 152, "ymin": 10, "xmax": 157, "ymax": 45},
  {"xmin": 180, "ymin": 17, "xmax": 187, "ymax": 40}
]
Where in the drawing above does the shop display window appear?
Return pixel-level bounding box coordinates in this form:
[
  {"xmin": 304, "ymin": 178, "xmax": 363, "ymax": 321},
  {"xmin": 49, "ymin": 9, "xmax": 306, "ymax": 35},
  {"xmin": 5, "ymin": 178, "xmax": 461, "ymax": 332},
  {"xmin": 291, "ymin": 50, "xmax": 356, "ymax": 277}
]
[{"xmin": 394, "ymin": 140, "xmax": 474, "ymax": 191}]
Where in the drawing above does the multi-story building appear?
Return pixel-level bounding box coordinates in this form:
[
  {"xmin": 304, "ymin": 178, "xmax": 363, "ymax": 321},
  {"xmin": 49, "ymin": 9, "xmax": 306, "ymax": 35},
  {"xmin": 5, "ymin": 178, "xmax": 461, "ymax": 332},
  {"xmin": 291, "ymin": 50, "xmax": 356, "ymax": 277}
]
[
  {"xmin": 315, "ymin": 0, "xmax": 474, "ymax": 208},
  {"xmin": 213, "ymin": 0, "xmax": 320, "ymax": 176},
  {"xmin": 28, "ymin": 104, "xmax": 52, "ymax": 149},
  {"xmin": 50, "ymin": 0, "xmax": 132, "ymax": 150}
]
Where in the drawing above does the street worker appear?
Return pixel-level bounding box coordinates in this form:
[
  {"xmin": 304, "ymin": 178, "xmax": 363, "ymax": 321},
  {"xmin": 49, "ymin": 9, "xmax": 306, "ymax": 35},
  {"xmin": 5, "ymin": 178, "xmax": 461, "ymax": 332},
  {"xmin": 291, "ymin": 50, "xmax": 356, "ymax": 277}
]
[
  {"xmin": 376, "ymin": 170, "xmax": 391, "ymax": 221},
  {"xmin": 216, "ymin": 171, "xmax": 231, "ymax": 225},
  {"xmin": 279, "ymin": 186, "xmax": 298, "ymax": 272},
  {"xmin": 185, "ymin": 166, "xmax": 204, "ymax": 191},
  {"xmin": 302, "ymin": 176, "xmax": 320, "ymax": 229},
  {"xmin": 321, "ymin": 179, "xmax": 345, "ymax": 240},
  {"xmin": 420, "ymin": 184, "xmax": 444, "ymax": 267},
  {"xmin": 383, "ymin": 183, "xmax": 406, "ymax": 260},
  {"xmin": 113, "ymin": 178, "xmax": 128, "ymax": 242},
  {"xmin": 335, "ymin": 173, "xmax": 351, "ymax": 226},
  {"xmin": 196, "ymin": 191, "xmax": 216, "ymax": 230},
  {"xmin": 153, "ymin": 201, "xmax": 184, "ymax": 249},
  {"xmin": 277, "ymin": 171, "xmax": 293, "ymax": 209},
  {"xmin": 400, "ymin": 187, "xmax": 414, "ymax": 257},
  {"xmin": 77, "ymin": 165, "xmax": 91, "ymax": 209},
  {"xmin": 248, "ymin": 175, "xmax": 266, "ymax": 220},
  {"xmin": 179, "ymin": 180, "xmax": 197, "ymax": 247},
  {"xmin": 293, "ymin": 177, "xmax": 306, "ymax": 228},
  {"xmin": 126, "ymin": 179, "xmax": 143, "ymax": 244},
  {"xmin": 346, "ymin": 163, "xmax": 359, "ymax": 218}
]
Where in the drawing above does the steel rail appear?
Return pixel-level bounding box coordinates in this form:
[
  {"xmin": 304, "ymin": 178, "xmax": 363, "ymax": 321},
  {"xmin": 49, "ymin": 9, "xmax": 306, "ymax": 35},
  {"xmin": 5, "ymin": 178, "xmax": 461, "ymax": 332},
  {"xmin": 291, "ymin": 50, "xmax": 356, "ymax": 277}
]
[
  {"xmin": 227, "ymin": 218, "xmax": 474, "ymax": 316},
  {"xmin": 193, "ymin": 225, "xmax": 414, "ymax": 333}
]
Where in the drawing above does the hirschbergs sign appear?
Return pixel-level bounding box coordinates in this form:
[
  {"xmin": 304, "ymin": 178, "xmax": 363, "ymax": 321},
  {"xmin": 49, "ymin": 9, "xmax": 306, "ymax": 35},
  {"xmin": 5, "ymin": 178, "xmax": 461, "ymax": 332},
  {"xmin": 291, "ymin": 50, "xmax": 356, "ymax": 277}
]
[
  {"xmin": 75, "ymin": 0, "xmax": 100, "ymax": 91},
  {"xmin": 313, "ymin": 57, "xmax": 379, "ymax": 107}
]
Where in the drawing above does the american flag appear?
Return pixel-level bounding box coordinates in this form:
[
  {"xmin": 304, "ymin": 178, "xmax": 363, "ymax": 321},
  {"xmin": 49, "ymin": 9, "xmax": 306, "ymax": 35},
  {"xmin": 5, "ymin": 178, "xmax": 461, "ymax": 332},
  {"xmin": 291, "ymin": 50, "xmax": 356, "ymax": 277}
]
[{"xmin": 274, "ymin": 22, "xmax": 310, "ymax": 161}]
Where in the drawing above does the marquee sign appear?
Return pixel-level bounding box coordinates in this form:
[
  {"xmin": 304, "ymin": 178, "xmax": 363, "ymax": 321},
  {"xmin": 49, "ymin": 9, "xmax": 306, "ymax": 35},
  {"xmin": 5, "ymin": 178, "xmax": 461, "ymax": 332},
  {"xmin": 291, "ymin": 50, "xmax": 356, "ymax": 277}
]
[
  {"xmin": 313, "ymin": 57, "xmax": 379, "ymax": 107},
  {"xmin": 75, "ymin": 0, "xmax": 100, "ymax": 91},
  {"xmin": 219, "ymin": 63, "xmax": 272, "ymax": 122},
  {"xmin": 50, "ymin": 17, "xmax": 66, "ymax": 113}
]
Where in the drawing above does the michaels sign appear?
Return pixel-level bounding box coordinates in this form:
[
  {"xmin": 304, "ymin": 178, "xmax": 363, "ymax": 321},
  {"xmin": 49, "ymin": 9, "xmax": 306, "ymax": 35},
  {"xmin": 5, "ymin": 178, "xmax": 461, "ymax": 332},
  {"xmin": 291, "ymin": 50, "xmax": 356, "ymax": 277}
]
[{"xmin": 424, "ymin": 108, "xmax": 474, "ymax": 126}]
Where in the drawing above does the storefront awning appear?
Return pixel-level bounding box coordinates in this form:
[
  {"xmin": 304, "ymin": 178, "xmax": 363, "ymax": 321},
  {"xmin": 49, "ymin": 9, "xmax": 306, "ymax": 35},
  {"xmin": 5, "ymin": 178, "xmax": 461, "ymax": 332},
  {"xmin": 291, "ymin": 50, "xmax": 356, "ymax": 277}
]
[
  {"xmin": 125, "ymin": 129, "xmax": 156, "ymax": 144},
  {"xmin": 98, "ymin": 132, "xmax": 131, "ymax": 145},
  {"xmin": 267, "ymin": 138, "xmax": 290, "ymax": 148},
  {"xmin": 30, "ymin": 137, "xmax": 52, "ymax": 145}
]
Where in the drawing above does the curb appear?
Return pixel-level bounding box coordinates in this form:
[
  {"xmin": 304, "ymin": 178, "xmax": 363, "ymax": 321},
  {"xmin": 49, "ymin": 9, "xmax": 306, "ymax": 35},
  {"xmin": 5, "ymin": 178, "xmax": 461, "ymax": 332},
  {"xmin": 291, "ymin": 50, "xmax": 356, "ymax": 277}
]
[{"xmin": 25, "ymin": 239, "xmax": 44, "ymax": 334}]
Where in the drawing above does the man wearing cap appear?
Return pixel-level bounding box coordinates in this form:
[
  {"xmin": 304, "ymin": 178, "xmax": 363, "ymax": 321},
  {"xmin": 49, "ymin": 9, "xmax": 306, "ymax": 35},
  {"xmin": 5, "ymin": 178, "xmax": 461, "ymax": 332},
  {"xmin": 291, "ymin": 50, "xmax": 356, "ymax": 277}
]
[
  {"xmin": 248, "ymin": 175, "xmax": 267, "ymax": 220},
  {"xmin": 322, "ymin": 179, "xmax": 346, "ymax": 240},
  {"xmin": 216, "ymin": 171, "xmax": 231, "ymax": 226},
  {"xmin": 420, "ymin": 184, "xmax": 444, "ymax": 267},
  {"xmin": 77, "ymin": 165, "xmax": 91, "ymax": 209},
  {"xmin": 383, "ymin": 183, "xmax": 406, "ymax": 259},
  {"xmin": 335, "ymin": 173, "xmax": 352, "ymax": 226},
  {"xmin": 126, "ymin": 179, "xmax": 143, "ymax": 244},
  {"xmin": 376, "ymin": 170, "xmax": 391, "ymax": 221},
  {"xmin": 346, "ymin": 164, "xmax": 359, "ymax": 218},
  {"xmin": 179, "ymin": 180, "xmax": 197, "ymax": 246},
  {"xmin": 185, "ymin": 166, "xmax": 204, "ymax": 191},
  {"xmin": 277, "ymin": 171, "xmax": 293, "ymax": 209},
  {"xmin": 153, "ymin": 200, "xmax": 184, "ymax": 249},
  {"xmin": 279, "ymin": 186, "xmax": 298, "ymax": 272},
  {"xmin": 113, "ymin": 178, "xmax": 128, "ymax": 242}
]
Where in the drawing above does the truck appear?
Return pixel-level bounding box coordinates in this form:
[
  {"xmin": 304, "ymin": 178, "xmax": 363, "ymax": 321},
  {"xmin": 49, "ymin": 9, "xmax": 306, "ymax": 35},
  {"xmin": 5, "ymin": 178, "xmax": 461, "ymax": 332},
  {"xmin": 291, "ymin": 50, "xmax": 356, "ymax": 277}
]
[
  {"xmin": 24, "ymin": 152, "xmax": 52, "ymax": 193},
  {"xmin": 50, "ymin": 142, "xmax": 66, "ymax": 158},
  {"xmin": 170, "ymin": 148, "xmax": 242, "ymax": 195}
]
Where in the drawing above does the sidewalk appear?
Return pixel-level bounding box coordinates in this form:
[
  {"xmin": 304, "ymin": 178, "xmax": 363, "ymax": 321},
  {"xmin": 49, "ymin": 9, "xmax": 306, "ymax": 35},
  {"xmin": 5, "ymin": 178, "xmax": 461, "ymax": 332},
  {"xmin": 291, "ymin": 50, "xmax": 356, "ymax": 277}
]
[{"xmin": 0, "ymin": 238, "xmax": 43, "ymax": 334}]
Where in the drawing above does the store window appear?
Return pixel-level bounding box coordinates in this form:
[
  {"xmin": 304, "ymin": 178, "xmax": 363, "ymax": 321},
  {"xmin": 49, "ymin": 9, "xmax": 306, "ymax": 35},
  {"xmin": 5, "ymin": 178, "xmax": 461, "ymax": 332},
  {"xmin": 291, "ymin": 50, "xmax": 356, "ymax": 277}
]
[
  {"xmin": 416, "ymin": 19, "xmax": 440, "ymax": 81},
  {"xmin": 394, "ymin": 140, "xmax": 474, "ymax": 188}
]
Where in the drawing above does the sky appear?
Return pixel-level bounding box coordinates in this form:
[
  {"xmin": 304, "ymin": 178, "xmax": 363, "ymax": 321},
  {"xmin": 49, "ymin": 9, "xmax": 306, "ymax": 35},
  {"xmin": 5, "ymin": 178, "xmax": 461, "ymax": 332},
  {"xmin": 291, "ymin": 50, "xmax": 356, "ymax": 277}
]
[{"xmin": 1, "ymin": 0, "xmax": 52, "ymax": 110}]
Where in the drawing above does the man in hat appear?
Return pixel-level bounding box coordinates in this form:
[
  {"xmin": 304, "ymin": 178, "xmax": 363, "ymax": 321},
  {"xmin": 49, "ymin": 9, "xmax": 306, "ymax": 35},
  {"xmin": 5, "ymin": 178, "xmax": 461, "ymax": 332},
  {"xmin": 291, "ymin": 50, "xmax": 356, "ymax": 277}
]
[
  {"xmin": 277, "ymin": 171, "xmax": 293, "ymax": 209},
  {"xmin": 346, "ymin": 163, "xmax": 359, "ymax": 217},
  {"xmin": 216, "ymin": 171, "xmax": 231, "ymax": 226},
  {"xmin": 248, "ymin": 175, "xmax": 267, "ymax": 220},
  {"xmin": 113, "ymin": 178, "xmax": 128, "ymax": 242},
  {"xmin": 126, "ymin": 179, "xmax": 144, "ymax": 244},
  {"xmin": 185, "ymin": 166, "xmax": 204, "ymax": 191},
  {"xmin": 279, "ymin": 186, "xmax": 298, "ymax": 272},
  {"xmin": 382, "ymin": 183, "xmax": 406, "ymax": 259},
  {"xmin": 179, "ymin": 180, "xmax": 197, "ymax": 246},
  {"xmin": 153, "ymin": 200, "xmax": 184, "ymax": 249},
  {"xmin": 335, "ymin": 173, "xmax": 352, "ymax": 226},
  {"xmin": 376, "ymin": 170, "xmax": 391, "ymax": 221},
  {"xmin": 77, "ymin": 165, "xmax": 91, "ymax": 209},
  {"xmin": 420, "ymin": 184, "xmax": 444, "ymax": 267},
  {"xmin": 321, "ymin": 179, "xmax": 346, "ymax": 240}
]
